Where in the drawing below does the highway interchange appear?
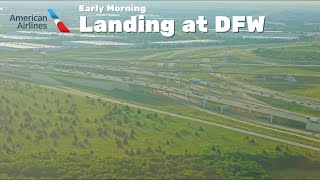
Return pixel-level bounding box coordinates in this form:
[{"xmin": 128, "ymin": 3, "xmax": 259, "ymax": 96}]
[{"xmin": 1, "ymin": 59, "xmax": 320, "ymax": 130}]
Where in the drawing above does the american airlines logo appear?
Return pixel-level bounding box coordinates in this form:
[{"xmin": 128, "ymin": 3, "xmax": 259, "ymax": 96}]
[{"xmin": 47, "ymin": 9, "xmax": 70, "ymax": 33}]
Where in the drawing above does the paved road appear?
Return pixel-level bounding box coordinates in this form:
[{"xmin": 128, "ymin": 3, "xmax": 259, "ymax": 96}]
[
  {"xmin": 88, "ymin": 72, "xmax": 312, "ymax": 124},
  {"xmin": 103, "ymin": 66, "xmax": 320, "ymax": 110},
  {"xmin": 169, "ymin": 92, "xmax": 320, "ymax": 141},
  {"xmin": 4, "ymin": 59, "xmax": 320, "ymax": 109},
  {"xmin": 42, "ymin": 85, "xmax": 320, "ymax": 152},
  {"xmin": 79, "ymin": 67, "xmax": 315, "ymax": 123},
  {"xmin": 5, "ymin": 62, "xmax": 314, "ymax": 124},
  {"xmin": 217, "ymin": 74, "xmax": 320, "ymax": 108}
]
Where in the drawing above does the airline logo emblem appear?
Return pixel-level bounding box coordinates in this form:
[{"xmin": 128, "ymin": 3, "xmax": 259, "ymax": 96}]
[{"xmin": 47, "ymin": 9, "xmax": 70, "ymax": 33}]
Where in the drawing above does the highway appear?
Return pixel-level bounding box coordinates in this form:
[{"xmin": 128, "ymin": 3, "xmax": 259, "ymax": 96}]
[
  {"xmin": 42, "ymin": 85, "xmax": 320, "ymax": 153},
  {"xmin": 97, "ymin": 65, "xmax": 320, "ymax": 110},
  {"xmin": 46, "ymin": 67, "xmax": 312, "ymax": 124},
  {"xmin": 3, "ymin": 59, "xmax": 320, "ymax": 110},
  {"xmin": 2, "ymin": 60, "xmax": 319, "ymax": 125}
]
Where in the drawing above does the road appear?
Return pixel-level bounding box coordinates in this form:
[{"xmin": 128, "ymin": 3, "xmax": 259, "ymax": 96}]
[
  {"xmin": 42, "ymin": 84, "xmax": 320, "ymax": 152},
  {"xmin": 2, "ymin": 62, "xmax": 315, "ymax": 124},
  {"xmin": 216, "ymin": 74, "xmax": 320, "ymax": 108},
  {"xmin": 168, "ymin": 92, "xmax": 320, "ymax": 140},
  {"xmin": 3, "ymin": 59, "xmax": 320, "ymax": 109},
  {"xmin": 76, "ymin": 71, "xmax": 312, "ymax": 124},
  {"xmin": 101, "ymin": 65, "xmax": 320, "ymax": 110}
]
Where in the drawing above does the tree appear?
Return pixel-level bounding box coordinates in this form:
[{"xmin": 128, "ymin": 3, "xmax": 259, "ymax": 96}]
[
  {"xmin": 85, "ymin": 131, "xmax": 91, "ymax": 138},
  {"xmin": 136, "ymin": 148, "xmax": 142, "ymax": 156},
  {"xmin": 53, "ymin": 139, "xmax": 58, "ymax": 147},
  {"xmin": 135, "ymin": 121, "xmax": 142, "ymax": 127},
  {"xmin": 216, "ymin": 148, "xmax": 221, "ymax": 155},
  {"xmin": 175, "ymin": 132, "xmax": 182, "ymax": 139},
  {"xmin": 125, "ymin": 105, "xmax": 130, "ymax": 112},
  {"xmin": 103, "ymin": 130, "xmax": 108, "ymax": 137},
  {"xmin": 14, "ymin": 111, "xmax": 19, "ymax": 117},
  {"xmin": 123, "ymin": 115, "xmax": 129, "ymax": 124},
  {"xmin": 211, "ymin": 145, "xmax": 216, "ymax": 152},
  {"xmin": 156, "ymin": 145, "xmax": 162, "ymax": 153},
  {"xmin": 129, "ymin": 149, "xmax": 135, "ymax": 156},
  {"xmin": 250, "ymin": 139, "xmax": 256, "ymax": 144},
  {"xmin": 285, "ymin": 145, "xmax": 289, "ymax": 151},
  {"xmin": 130, "ymin": 129, "xmax": 136, "ymax": 136},
  {"xmin": 85, "ymin": 118, "xmax": 91, "ymax": 123},
  {"xmin": 71, "ymin": 120, "xmax": 77, "ymax": 126},
  {"xmin": 146, "ymin": 113, "xmax": 153, "ymax": 119},
  {"xmin": 116, "ymin": 120, "xmax": 123, "ymax": 126},
  {"xmin": 6, "ymin": 136, "xmax": 12, "ymax": 143},
  {"xmin": 84, "ymin": 139, "xmax": 89, "ymax": 145},
  {"xmin": 73, "ymin": 135, "xmax": 79, "ymax": 145},
  {"xmin": 123, "ymin": 138, "xmax": 128, "ymax": 145},
  {"xmin": 130, "ymin": 132, "xmax": 135, "ymax": 139},
  {"xmin": 94, "ymin": 119, "xmax": 98, "ymax": 124},
  {"xmin": 50, "ymin": 130, "xmax": 59, "ymax": 139},
  {"xmin": 116, "ymin": 139, "xmax": 123, "ymax": 148},
  {"xmin": 275, "ymin": 145, "xmax": 281, "ymax": 152},
  {"xmin": 146, "ymin": 146, "xmax": 153, "ymax": 154},
  {"xmin": 98, "ymin": 131, "xmax": 103, "ymax": 137},
  {"xmin": 26, "ymin": 134, "xmax": 32, "ymax": 141}
]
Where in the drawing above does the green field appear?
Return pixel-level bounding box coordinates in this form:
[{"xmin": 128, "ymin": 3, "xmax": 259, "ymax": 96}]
[
  {"xmin": 1, "ymin": 79, "xmax": 320, "ymax": 179},
  {"xmin": 39, "ymin": 72, "xmax": 320, "ymax": 147}
]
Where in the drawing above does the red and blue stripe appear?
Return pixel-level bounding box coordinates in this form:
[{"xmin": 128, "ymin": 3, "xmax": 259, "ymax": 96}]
[{"xmin": 47, "ymin": 9, "xmax": 70, "ymax": 33}]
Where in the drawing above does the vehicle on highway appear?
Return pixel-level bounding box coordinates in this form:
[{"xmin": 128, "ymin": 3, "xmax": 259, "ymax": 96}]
[
  {"xmin": 192, "ymin": 91, "xmax": 204, "ymax": 96},
  {"xmin": 307, "ymin": 117, "xmax": 320, "ymax": 124},
  {"xmin": 189, "ymin": 78, "xmax": 201, "ymax": 84},
  {"xmin": 207, "ymin": 82, "xmax": 220, "ymax": 87}
]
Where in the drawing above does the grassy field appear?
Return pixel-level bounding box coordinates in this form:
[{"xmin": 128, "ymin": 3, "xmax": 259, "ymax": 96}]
[
  {"xmin": 252, "ymin": 95, "xmax": 320, "ymax": 117},
  {"xmin": 1, "ymin": 78, "xmax": 320, "ymax": 179},
  {"xmin": 243, "ymin": 76, "xmax": 320, "ymax": 100},
  {"xmin": 33, "ymin": 72, "xmax": 320, "ymax": 147},
  {"xmin": 16, "ymin": 70, "xmax": 320, "ymax": 147},
  {"xmin": 218, "ymin": 65, "xmax": 320, "ymax": 75},
  {"xmin": 253, "ymin": 44, "xmax": 320, "ymax": 64},
  {"xmin": 289, "ymin": 84, "xmax": 320, "ymax": 100}
]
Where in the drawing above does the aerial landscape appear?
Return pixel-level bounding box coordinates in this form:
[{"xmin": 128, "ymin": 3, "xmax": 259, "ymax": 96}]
[{"xmin": 0, "ymin": 1, "xmax": 320, "ymax": 179}]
